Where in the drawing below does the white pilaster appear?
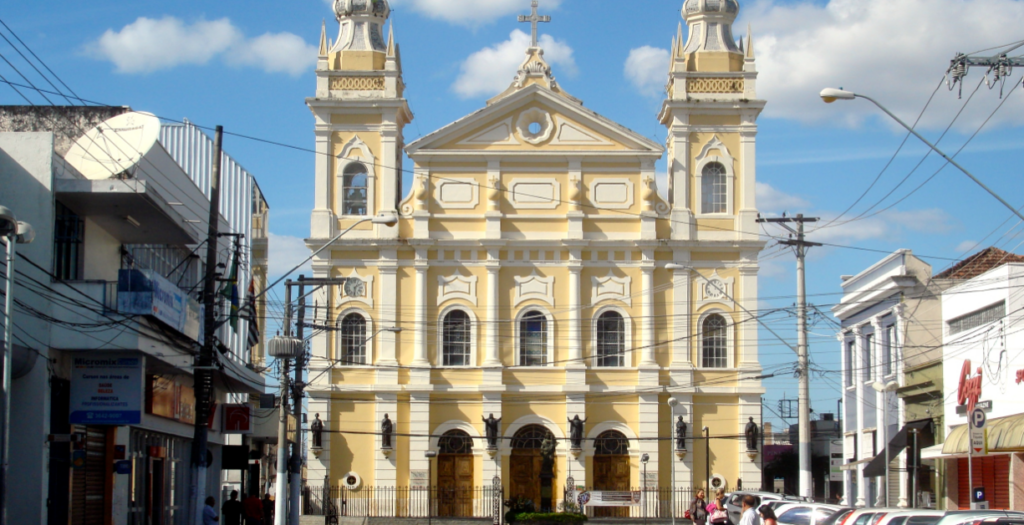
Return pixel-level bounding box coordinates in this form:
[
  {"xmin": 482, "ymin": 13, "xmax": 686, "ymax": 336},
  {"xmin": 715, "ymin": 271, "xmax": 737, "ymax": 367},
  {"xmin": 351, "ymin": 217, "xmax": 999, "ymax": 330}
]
[
  {"xmin": 482, "ymin": 394, "xmax": 503, "ymax": 481},
  {"xmin": 409, "ymin": 394, "xmax": 431, "ymax": 516},
  {"xmin": 737, "ymin": 128, "xmax": 758, "ymax": 241},
  {"xmin": 640, "ymin": 249, "xmax": 657, "ymax": 371},
  {"xmin": 853, "ymin": 326, "xmax": 866, "ymax": 507},
  {"xmin": 566, "ymin": 249, "xmax": 585, "ymax": 383},
  {"xmin": 565, "ymin": 394, "xmax": 586, "ymax": 487},
  {"xmin": 669, "ymin": 125, "xmax": 693, "ymax": 241},
  {"xmin": 638, "ymin": 394, "xmax": 660, "ymax": 489},
  {"xmin": 378, "ymin": 251, "xmax": 399, "ymax": 384},
  {"xmin": 484, "ymin": 253, "xmax": 501, "ymax": 367},
  {"xmin": 311, "ymin": 128, "xmax": 335, "ymax": 238},
  {"xmin": 738, "ymin": 395, "xmax": 762, "ymax": 490},
  {"xmin": 738, "ymin": 262, "xmax": 759, "ymax": 368},
  {"xmin": 670, "ymin": 257, "xmax": 692, "ymax": 370},
  {"xmin": 672, "ymin": 396, "xmax": 694, "ymax": 507},
  {"xmin": 378, "ymin": 128, "xmax": 399, "ymax": 238},
  {"xmin": 307, "ymin": 396, "xmax": 332, "ymax": 483}
]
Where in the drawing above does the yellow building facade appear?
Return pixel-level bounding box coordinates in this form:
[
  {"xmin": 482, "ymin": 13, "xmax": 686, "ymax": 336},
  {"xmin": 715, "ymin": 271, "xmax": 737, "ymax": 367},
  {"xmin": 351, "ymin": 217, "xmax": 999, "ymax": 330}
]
[{"xmin": 304, "ymin": 0, "xmax": 766, "ymax": 513}]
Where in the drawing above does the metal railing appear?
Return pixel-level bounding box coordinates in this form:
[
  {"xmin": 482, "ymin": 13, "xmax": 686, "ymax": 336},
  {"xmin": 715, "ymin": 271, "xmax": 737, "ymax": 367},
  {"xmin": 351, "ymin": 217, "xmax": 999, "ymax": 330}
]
[{"xmin": 303, "ymin": 485, "xmax": 504, "ymax": 519}]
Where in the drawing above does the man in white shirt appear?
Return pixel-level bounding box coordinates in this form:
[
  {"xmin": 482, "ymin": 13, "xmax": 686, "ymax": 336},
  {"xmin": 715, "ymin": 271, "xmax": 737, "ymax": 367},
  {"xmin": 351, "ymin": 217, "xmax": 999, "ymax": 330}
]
[
  {"xmin": 739, "ymin": 495, "xmax": 760, "ymax": 525},
  {"xmin": 203, "ymin": 496, "xmax": 220, "ymax": 525}
]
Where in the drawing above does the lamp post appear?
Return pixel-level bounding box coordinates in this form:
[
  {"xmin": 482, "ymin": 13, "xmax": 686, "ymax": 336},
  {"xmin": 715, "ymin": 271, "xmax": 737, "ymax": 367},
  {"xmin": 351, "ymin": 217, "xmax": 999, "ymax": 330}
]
[
  {"xmin": 871, "ymin": 380, "xmax": 899, "ymax": 508},
  {"xmin": 0, "ymin": 205, "xmax": 32, "ymax": 525},
  {"xmin": 641, "ymin": 453, "xmax": 649, "ymax": 525},
  {"xmin": 425, "ymin": 450, "xmax": 438, "ymax": 524},
  {"xmin": 703, "ymin": 427, "xmax": 710, "ymax": 497},
  {"xmin": 667, "ymin": 397, "xmax": 679, "ymax": 525},
  {"xmin": 820, "ymin": 88, "xmax": 1024, "ymax": 225}
]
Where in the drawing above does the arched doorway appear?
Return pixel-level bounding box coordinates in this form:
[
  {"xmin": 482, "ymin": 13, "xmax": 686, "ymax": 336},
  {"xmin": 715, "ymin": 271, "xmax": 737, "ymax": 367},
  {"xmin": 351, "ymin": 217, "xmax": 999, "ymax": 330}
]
[
  {"xmin": 510, "ymin": 424, "xmax": 555, "ymax": 512},
  {"xmin": 593, "ymin": 430, "xmax": 630, "ymax": 518},
  {"xmin": 437, "ymin": 429, "xmax": 474, "ymax": 517}
]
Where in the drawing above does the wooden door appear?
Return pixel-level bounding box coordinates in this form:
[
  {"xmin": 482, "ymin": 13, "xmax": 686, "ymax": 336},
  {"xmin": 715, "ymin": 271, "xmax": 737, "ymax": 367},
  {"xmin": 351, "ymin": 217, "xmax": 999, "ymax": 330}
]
[
  {"xmin": 510, "ymin": 451, "xmax": 542, "ymax": 511},
  {"xmin": 594, "ymin": 456, "xmax": 630, "ymax": 518},
  {"xmin": 438, "ymin": 454, "xmax": 474, "ymax": 517}
]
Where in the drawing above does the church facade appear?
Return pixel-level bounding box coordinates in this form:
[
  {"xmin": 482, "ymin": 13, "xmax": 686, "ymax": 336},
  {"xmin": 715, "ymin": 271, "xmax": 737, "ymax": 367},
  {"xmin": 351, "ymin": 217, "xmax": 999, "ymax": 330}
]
[{"xmin": 304, "ymin": 0, "xmax": 766, "ymax": 513}]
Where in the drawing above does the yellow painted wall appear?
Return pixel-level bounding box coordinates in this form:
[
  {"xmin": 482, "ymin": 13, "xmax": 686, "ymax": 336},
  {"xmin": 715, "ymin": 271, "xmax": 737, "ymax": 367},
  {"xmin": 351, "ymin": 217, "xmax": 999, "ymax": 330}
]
[{"xmin": 330, "ymin": 396, "xmax": 377, "ymax": 485}]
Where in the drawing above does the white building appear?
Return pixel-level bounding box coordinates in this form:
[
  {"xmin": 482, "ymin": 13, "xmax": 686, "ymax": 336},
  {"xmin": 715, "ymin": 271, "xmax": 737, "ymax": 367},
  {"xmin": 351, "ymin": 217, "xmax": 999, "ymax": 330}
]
[{"xmin": 0, "ymin": 107, "xmax": 269, "ymax": 524}]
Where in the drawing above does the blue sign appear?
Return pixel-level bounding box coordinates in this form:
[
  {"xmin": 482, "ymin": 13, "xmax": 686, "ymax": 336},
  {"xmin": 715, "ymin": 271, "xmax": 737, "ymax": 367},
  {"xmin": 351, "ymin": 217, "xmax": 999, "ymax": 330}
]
[
  {"xmin": 118, "ymin": 269, "xmax": 203, "ymax": 342},
  {"xmin": 70, "ymin": 356, "xmax": 143, "ymax": 425},
  {"xmin": 114, "ymin": 460, "xmax": 132, "ymax": 475}
]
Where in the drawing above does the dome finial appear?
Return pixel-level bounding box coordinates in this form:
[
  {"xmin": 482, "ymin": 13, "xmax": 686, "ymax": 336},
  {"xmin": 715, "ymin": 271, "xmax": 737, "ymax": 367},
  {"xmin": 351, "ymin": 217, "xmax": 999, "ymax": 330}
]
[{"xmin": 680, "ymin": 0, "xmax": 742, "ymax": 55}]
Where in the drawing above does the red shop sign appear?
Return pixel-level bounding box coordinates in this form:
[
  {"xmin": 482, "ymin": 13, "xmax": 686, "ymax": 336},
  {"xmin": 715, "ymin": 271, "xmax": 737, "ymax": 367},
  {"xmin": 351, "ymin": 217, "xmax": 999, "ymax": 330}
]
[{"xmin": 957, "ymin": 360, "xmax": 983, "ymax": 414}]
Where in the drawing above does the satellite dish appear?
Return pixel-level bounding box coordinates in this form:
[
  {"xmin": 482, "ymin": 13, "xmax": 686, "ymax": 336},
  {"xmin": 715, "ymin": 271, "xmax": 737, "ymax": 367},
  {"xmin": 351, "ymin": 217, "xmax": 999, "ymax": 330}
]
[{"xmin": 64, "ymin": 111, "xmax": 162, "ymax": 180}]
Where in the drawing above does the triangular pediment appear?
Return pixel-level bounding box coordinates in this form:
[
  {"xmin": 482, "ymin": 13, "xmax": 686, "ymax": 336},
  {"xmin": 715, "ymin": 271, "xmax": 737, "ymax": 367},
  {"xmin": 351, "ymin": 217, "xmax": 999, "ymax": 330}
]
[{"xmin": 406, "ymin": 85, "xmax": 662, "ymax": 156}]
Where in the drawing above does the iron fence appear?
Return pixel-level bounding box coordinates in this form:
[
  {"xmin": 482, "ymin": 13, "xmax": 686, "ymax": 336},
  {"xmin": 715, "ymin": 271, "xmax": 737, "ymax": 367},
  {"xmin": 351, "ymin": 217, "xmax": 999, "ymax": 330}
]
[{"xmin": 303, "ymin": 485, "xmax": 504, "ymax": 519}]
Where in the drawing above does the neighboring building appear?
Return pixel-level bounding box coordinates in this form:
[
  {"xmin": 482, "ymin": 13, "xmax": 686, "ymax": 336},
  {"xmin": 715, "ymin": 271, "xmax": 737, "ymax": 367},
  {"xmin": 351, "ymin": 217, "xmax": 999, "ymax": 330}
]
[
  {"xmin": 0, "ymin": 108, "xmax": 270, "ymax": 524},
  {"xmin": 834, "ymin": 250, "xmax": 946, "ymax": 508},
  {"xmin": 788, "ymin": 414, "xmax": 841, "ymax": 501},
  {"xmin": 304, "ymin": 0, "xmax": 766, "ymax": 517},
  {"xmin": 931, "ymin": 250, "xmax": 1024, "ymax": 510}
]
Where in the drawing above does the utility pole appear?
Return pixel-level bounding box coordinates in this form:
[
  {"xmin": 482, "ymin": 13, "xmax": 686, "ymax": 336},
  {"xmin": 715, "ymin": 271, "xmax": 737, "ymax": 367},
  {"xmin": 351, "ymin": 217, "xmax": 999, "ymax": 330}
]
[
  {"xmin": 757, "ymin": 214, "xmax": 821, "ymax": 500},
  {"xmin": 275, "ymin": 281, "xmax": 293, "ymax": 525},
  {"xmin": 192, "ymin": 125, "xmax": 223, "ymax": 525},
  {"xmin": 947, "ymin": 44, "xmax": 1024, "ymax": 98},
  {"xmin": 290, "ymin": 277, "xmax": 307, "ymax": 525}
]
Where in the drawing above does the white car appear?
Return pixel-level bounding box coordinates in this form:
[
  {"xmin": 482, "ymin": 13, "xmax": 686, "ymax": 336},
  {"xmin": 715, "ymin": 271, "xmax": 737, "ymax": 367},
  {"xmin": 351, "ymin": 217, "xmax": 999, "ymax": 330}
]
[
  {"xmin": 874, "ymin": 510, "xmax": 946, "ymax": 525},
  {"xmin": 774, "ymin": 503, "xmax": 843, "ymax": 525}
]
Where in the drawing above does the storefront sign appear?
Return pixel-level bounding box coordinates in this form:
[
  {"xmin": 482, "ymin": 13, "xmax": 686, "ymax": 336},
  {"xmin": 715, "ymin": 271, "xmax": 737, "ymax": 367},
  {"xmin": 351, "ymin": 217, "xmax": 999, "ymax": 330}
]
[
  {"xmin": 580, "ymin": 491, "xmax": 642, "ymax": 507},
  {"xmin": 118, "ymin": 269, "xmax": 203, "ymax": 342},
  {"xmin": 956, "ymin": 400, "xmax": 993, "ymax": 415},
  {"xmin": 147, "ymin": 376, "xmax": 196, "ymax": 424},
  {"xmin": 957, "ymin": 360, "xmax": 983, "ymax": 414},
  {"xmin": 222, "ymin": 404, "xmax": 253, "ymax": 434},
  {"xmin": 70, "ymin": 356, "xmax": 143, "ymax": 425}
]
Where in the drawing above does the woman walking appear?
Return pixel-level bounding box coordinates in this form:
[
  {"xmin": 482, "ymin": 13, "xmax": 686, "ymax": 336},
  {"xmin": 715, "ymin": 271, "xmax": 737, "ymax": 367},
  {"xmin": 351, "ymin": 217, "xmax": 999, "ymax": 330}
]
[
  {"xmin": 690, "ymin": 489, "xmax": 709, "ymax": 525},
  {"xmin": 759, "ymin": 505, "xmax": 779, "ymax": 525},
  {"xmin": 707, "ymin": 489, "xmax": 729, "ymax": 525}
]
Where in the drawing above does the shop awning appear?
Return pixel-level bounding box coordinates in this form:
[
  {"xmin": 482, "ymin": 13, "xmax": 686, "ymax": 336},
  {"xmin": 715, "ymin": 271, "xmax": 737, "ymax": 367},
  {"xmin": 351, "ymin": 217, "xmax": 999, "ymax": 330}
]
[
  {"xmin": 863, "ymin": 419, "xmax": 933, "ymax": 477},
  {"xmin": 943, "ymin": 412, "xmax": 1024, "ymax": 455}
]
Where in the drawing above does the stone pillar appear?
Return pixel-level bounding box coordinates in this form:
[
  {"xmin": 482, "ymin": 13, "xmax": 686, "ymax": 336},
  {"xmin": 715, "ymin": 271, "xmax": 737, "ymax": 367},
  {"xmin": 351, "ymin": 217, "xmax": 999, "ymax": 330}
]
[
  {"xmin": 566, "ymin": 249, "xmax": 585, "ymax": 383},
  {"xmin": 669, "ymin": 125, "xmax": 693, "ymax": 241},
  {"xmin": 409, "ymin": 394, "xmax": 431, "ymax": 516},
  {"xmin": 738, "ymin": 395, "xmax": 762, "ymax": 491},
  {"xmin": 670, "ymin": 259, "xmax": 692, "ymax": 368},
  {"xmin": 412, "ymin": 248, "xmax": 430, "ymax": 374},
  {"xmin": 311, "ymin": 128, "xmax": 335, "ymax": 239},
  {"xmin": 738, "ymin": 129, "xmax": 759, "ymax": 241},
  {"xmin": 378, "ymin": 128, "xmax": 399, "ymax": 238},
  {"xmin": 853, "ymin": 326, "xmax": 866, "ymax": 507},
  {"xmin": 565, "ymin": 394, "xmax": 586, "ymax": 488},
  {"xmin": 375, "ymin": 394, "xmax": 398, "ymax": 493},
  {"xmin": 378, "ymin": 251, "xmax": 399, "ymax": 385},
  {"xmin": 484, "ymin": 256, "xmax": 501, "ymax": 367},
  {"xmin": 482, "ymin": 393, "xmax": 503, "ymax": 481},
  {"xmin": 307, "ymin": 396, "xmax": 332, "ymax": 484},
  {"xmin": 672, "ymin": 396, "xmax": 694, "ymax": 516},
  {"xmin": 738, "ymin": 260, "xmax": 759, "ymax": 368},
  {"xmin": 640, "ymin": 251, "xmax": 656, "ymax": 368},
  {"xmin": 871, "ymin": 317, "xmax": 888, "ymax": 507},
  {"xmin": 638, "ymin": 394, "xmax": 659, "ymax": 490}
]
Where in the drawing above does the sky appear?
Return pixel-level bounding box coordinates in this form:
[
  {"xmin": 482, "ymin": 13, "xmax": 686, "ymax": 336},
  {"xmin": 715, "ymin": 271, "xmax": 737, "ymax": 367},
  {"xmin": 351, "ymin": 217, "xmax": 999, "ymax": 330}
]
[{"xmin": 3, "ymin": 0, "xmax": 1024, "ymax": 434}]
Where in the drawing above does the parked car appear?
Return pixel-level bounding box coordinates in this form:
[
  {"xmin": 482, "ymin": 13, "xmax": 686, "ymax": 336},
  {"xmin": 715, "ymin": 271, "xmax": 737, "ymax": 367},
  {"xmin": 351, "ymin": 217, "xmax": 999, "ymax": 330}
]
[
  {"xmin": 838, "ymin": 507, "xmax": 904, "ymax": 525},
  {"xmin": 933, "ymin": 511, "xmax": 1024, "ymax": 525},
  {"xmin": 874, "ymin": 510, "xmax": 946, "ymax": 525},
  {"xmin": 725, "ymin": 492, "xmax": 804, "ymax": 524},
  {"xmin": 774, "ymin": 503, "xmax": 843, "ymax": 525},
  {"xmin": 819, "ymin": 508, "xmax": 857, "ymax": 525}
]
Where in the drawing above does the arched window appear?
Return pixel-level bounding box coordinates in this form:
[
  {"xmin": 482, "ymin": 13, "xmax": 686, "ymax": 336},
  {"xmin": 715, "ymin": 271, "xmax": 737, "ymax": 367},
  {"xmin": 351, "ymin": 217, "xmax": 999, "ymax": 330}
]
[
  {"xmin": 701, "ymin": 162, "xmax": 728, "ymax": 214},
  {"xmin": 511, "ymin": 424, "xmax": 554, "ymax": 450},
  {"xmin": 438, "ymin": 429, "xmax": 473, "ymax": 454},
  {"xmin": 595, "ymin": 311, "xmax": 625, "ymax": 367},
  {"xmin": 442, "ymin": 310, "xmax": 472, "ymax": 366},
  {"xmin": 702, "ymin": 314, "xmax": 729, "ymax": 368},
  {"xmin": 339, "ymin": 313, "xmax": 367, "ymax": 364},
  {"xmin": 342, "ymin": 163, "xmax": 368, "ymax": 216},
  {"xmin": 519, "ymin": 310, "xmax": 548, "ymax": 366},
  {"xmin": 594, "ymin": 430, "xmax": 629, "ymax": 455}
]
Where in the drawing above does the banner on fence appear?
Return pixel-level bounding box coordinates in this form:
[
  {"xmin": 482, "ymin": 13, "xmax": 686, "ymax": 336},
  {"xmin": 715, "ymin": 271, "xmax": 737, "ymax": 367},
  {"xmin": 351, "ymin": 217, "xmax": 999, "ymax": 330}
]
[{"xmin": 579, "ymin": 491, "xmax": 642, "ymax": 507}]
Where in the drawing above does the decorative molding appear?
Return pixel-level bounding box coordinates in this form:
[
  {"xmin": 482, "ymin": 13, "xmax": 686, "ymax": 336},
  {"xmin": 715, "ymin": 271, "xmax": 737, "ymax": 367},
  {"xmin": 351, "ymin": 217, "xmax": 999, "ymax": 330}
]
[
  {"xmin": 429, "ymin": 420, "xmax": 485, "ymax": 454},
  {"xmin": 694, "ymin": 135, "xmax": 736, "ymax": 217},
  {"xmin": 583, "ymin": 421, "xmax": 641, "ymax": 457},
  {"xmin": 509, "ymin": 178, "xmax": 560, "ymax": 210},
  {"xmin": 335, "ymin": 307, "xmax": 374, "ymax": 366},
  {"xmin": 551, "ymin": 119, "xmax": 612, "ymax": 146},
  {"xmin": 336, "ymin": 136, "xmax": 377, "ymax": 218},
  {"xmin": 435, "ymin": 178, "xmax": 480, "ymax": 210},
  {"xmin": 338, "ymin": 269, "xmax": 374, "ymax": 308},
  {"xmin": 696, "ymin": 270, "xmax": 734, "ymax": 310},
  {"xmin": 330, "ymin": 76, "xmax": 386, "ymax": 91},
  {"xmin": 457, "ymin": 118, "xmax": 521, "ymax": 146},
  {"xmin": 687, "ymin": 77, "xmax": 744, "ymax": 94},
  {"xmin": 438, "ymin": 273, "xmax": 478, "ymax": 306},
  {"xmin": 516, "ymin": 108, "xmax": 555, "ymax": 145},
  {"xmin": 590, "ymin": 177, "xmax": 634, "ymax": 209},
  {"xmin": 591, "ymin": 272, "xmax": 632, "ymax": 306},
  {"xmin": 514, "ymin": 271, "xmax": 555, "ymax": 307}
]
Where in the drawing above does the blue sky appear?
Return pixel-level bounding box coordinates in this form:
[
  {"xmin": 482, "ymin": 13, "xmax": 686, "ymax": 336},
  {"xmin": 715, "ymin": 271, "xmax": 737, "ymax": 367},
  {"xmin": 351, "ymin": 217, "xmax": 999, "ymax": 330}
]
[{"xmin": 4, "ymin": 0, "xmax": 1024, "ymax": 432}]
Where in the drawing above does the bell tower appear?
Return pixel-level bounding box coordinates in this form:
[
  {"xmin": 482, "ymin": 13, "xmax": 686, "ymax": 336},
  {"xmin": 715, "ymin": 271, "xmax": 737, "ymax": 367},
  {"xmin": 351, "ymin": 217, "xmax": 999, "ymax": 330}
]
[
  {"xmin": 308, "ymin": 0, "xmax": 412, "ymax": 240},
  {"xmin": 659, "ymin": 0, "xmax": 763, "ymax": 241}
]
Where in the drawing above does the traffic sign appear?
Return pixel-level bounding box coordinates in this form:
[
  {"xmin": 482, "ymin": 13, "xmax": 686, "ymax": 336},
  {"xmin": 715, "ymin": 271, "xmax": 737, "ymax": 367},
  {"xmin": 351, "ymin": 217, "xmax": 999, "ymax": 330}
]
[{"xmin": 970, "ymin": 408, "xmax": 988, "ymax": 455}]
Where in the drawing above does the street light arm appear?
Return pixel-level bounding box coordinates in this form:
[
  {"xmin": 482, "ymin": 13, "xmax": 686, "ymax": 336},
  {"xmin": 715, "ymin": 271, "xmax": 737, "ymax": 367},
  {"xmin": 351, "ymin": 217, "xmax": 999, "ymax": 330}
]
[{"xmin": 822, "ymin": 89, "xmax": 1024, "ymax": 224}]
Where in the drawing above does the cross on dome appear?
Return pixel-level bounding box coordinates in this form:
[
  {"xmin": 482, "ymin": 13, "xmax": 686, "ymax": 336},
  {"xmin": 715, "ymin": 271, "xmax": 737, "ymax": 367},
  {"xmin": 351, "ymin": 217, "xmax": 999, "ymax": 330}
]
[{"xmin": 518, "ymin": 1, "xmax": 551, "ymax": 49}]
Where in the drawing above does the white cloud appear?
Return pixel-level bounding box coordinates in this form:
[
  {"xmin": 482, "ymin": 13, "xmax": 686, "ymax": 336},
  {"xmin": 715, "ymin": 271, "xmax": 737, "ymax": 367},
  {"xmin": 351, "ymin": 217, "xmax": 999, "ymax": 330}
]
[
  {"xmin": 389, "ymin": 0, "xmax": 562, "ymax": 27},
  {"xmin": 739, "ymin": 0, "xmax": 1024, "ymax": 129},
  {"xmin": 956, "ymin": 240, "xmax": 980, "ymax": 253},
  {"xmin": 86, "ymin": 16, "xmax": 315, "ymax": 76},
  {"xmin": 268, "ymin": 232, "xmax": 312, "ymax": 280},
  {"xmin": 624, "ymin": 46, "xmax": 670, "ymax": 98},
  {"xmin": 452, "ymin": 30, "xmax": 576, "ymax": 99},
  {"xmin": 756, "ymin": 182, "xmax": 810, "ymax": 214},
  {"xmin": 793, "ymin": 208, "xmax": 958, "ymax": 245}
]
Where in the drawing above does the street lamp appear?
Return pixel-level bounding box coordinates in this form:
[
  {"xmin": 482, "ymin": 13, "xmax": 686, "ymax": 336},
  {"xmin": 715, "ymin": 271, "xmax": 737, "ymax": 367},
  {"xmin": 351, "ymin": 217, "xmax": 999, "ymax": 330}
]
[
  {"xmin": 871, "ymin": 380, "xmax": 899, "ymax": 507},
  {"xmin": 425, "ymin": 450, "xmax": 438, "ymax": 524},
  {"xmin": 0, "ymin": 205, "xmax": 32, "ymax": 525},
  {"xmin": 667, "ymin": 397, "xmax": 679, "ymax": 525},
  {"xmin": 703, "ymin": 427, "xmax": 710, "ymax": 498},
  {"xmin": 819, "ymin": 88, "xmax": 1024, "ymax": 225},
  {"xmin": 641, "ymin": 453, "xmax": 650, "ymax": 525}
]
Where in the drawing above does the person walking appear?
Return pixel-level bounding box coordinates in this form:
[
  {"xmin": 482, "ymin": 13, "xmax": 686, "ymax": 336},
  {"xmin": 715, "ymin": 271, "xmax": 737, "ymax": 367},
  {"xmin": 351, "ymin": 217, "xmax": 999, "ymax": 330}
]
[
  {"xmin": 690, "ymin": 489, "xmax": 709, "ymax": 525},
  {"xmin": 759, "ymin": 505, "xmax": 778, "ymax": 525},
  {"xmin": 222, "ymin": 490, "xmax": 243, "ymax": 525},
  {"xmin": 739, "ymin": 495, "xmax": 760, "ymax": 525},
  {"xmin": 203, "ymin": 496, "xmax": 220, "ymax": 525},
  {"xmin": 262, "ymin": 493, "xmax": 275, "ymax": 525},
  {"xmin": 707, "ymin": 489, "xmax": 729, "ymax": 525},
  {"xmin": 243, "ymin": 492, "xmax": 263, "ymax": 525}
]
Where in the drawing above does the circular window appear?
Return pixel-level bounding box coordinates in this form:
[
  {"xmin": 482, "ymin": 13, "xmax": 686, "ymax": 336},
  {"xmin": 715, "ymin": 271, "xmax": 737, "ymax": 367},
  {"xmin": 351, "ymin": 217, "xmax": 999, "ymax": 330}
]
[
  {"xmin": 342, "ymin": 471, "xmax": 362, "ymax": 490},
  {"xmin": 709, "ymin": 474, "xmax": 727, "ymax": 491},
  {"xmin": 516, "ymin": 108, "xmax": 554, "ymax": 145}
]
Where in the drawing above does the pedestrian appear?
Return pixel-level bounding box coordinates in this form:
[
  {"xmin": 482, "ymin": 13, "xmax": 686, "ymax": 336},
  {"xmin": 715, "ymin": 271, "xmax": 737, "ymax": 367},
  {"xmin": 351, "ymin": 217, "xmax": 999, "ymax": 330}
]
[
  {"xmin": 739, "ymin": 495, "xmax": 760, "ymax": 525},
  {"xmin": 262, "ymin": 493, "xmax": 275, "ymax": 525},
  {"xmin": 690, "ymin": 489, "xmax": 708, "ymax": 525},
  {"xmin": 707, "ymin": 489, "xmax": 729, "ymax": 525},
  {"xmin": 222, "ymin": 490, "xmax": 243, "ymax": 525},
  {"xmin": 759, "ymin": 505, "xmax": 778, "ymax": 525},
  {"xmin": 243, "ymin": 492, "xmax": 263, "ymax": 525},
  {"xmin": 203, "ymin": 496, "xmax": 220, "ymax": 525}
]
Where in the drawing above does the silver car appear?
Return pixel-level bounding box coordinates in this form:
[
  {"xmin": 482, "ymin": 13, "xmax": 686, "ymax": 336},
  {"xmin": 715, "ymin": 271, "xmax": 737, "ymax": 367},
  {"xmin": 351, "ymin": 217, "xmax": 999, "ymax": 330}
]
[{"xmin": 774, "ymin": 503, "xmax": 842, "ymax": 525}]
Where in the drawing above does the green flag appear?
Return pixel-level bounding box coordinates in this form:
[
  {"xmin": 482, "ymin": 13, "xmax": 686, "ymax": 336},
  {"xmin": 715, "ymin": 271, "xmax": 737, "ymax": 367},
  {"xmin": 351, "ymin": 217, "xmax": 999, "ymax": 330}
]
[{"xmin": 220, "ymin": 253, "xmax": 239, "ymax": 332}]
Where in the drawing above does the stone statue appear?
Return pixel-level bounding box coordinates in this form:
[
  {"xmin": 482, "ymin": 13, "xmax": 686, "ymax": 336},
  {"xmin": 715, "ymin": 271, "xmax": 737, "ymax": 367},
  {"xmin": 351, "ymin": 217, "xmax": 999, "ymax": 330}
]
[
  {"xmin": 540, "ymin": 437, "xmax": 556, "ymax": 474},
  {"xmin": 745, "ymin": 417, "xmax": 759, "ymax": 451},
  {"xmin": 567, "ymin": 415, "xmax": 587, "ymax": 449},
  {"xmin": 675, "ymin": 415, "xmax": 687, "ymax": 451},
  {"xmin": 311, "ymin": 413, "xmax": 324, "ymax": 448},
  {"xmin": 381, "ymin": 414, "xmax": 393, "ymax": 449},
  {"xmin": 482, "ymin": 413, "xmax": 502, "ymax": 449}
]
